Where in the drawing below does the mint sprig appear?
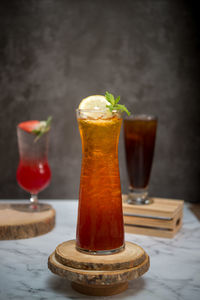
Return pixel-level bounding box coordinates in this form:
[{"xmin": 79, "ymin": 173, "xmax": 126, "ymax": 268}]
[
  {"xmin": 105, "ymin": 91, "xmax": 130, "ymax": 116},
  {"xmin": 32, "ymin": 116, "xmax": 52, "ymax": 142}
]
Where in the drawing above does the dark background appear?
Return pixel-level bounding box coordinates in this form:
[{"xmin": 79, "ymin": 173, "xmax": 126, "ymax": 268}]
[{"xmin": 0, "ymin": 0, "xmax": 199, "ymax": 202}]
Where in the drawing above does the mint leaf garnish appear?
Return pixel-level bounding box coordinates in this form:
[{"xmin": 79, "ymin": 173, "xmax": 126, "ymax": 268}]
[
  {"xmin": 32, "ymin": 116, "xmax": 52, "ymax": 142},
  {"xmin": 105, "ymin": 91, "xmax": 115, "ymax": 106},
  {"xmin": 105, "ymin": 92, "xmax": 130, "ymax": 116}
]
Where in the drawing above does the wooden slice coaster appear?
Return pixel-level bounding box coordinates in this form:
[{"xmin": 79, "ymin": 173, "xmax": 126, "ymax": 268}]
[
  {"xmin": 55, "ymin": 240, "xmax": 146, "ymax": 271},
  {"xmin": 48, "ymin": 240, "xmax": 150, "ymax": 296},
  {"xmin": 0, "ymin": 203, "xmax": 55, "ymax": 240}
]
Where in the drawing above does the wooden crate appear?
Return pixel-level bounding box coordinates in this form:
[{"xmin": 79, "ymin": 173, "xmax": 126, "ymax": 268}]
[{"xmin": 123, "ymin": 196, "xmax": 184, "ymax": 238}]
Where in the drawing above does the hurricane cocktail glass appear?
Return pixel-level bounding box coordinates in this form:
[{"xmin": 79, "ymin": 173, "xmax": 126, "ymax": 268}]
[{"xmin": 16, "ymin": 121, "xmax": 51, "ymax": 212}]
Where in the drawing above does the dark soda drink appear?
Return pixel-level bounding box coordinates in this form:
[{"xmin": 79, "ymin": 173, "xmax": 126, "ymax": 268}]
[{"xmin": 124, "ymin": 115, "xmax": 157, "ymax": 204}]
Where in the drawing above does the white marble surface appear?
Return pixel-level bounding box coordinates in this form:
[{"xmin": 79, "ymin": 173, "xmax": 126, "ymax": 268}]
[{"xmin": 0, "ymin": 200, "xmax": 200, "ymax": 300}]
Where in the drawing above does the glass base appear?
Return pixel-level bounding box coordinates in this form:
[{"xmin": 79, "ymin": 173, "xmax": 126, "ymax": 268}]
[
  {"xmin": 11, "ymin": 194, "xmax": 51, "ymax": 212},
  {"xmin": 11, "ymin": 203, "xmax": 51, "ymax": 213},
  {"xmin": 127, "ymin": 198, "xmax": 153, "ymax": 205},
  {"xmin": 126, "ymin": 188, "xmax": 153, "ymax": 205},
  {"xmin": 76, "ymin": 243, "xmax": 125, "ymax": 255}
]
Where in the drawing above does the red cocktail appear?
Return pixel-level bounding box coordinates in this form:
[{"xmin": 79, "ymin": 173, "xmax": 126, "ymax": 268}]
[
  {"xmin": 17, "ymin": 161, "xmax": 51, "ymax": 195},
  {"xmin": 16, "ymin": 119, "xmax": 51, "ymax": 211}
]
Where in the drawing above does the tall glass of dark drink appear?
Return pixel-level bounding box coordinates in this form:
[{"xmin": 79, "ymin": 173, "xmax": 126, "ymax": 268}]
[{"xmin": 124, "ymin": 115, "xmax": 157, "ymax": 205}]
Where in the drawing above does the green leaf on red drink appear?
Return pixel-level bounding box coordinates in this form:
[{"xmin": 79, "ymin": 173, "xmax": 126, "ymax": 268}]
[
  {"xmin": 32, "ymin": 116, "xmax": 52, "ymax": 142},
  {"xmin": 105, "ymin": 92, "xmax": 130, "ymax": 116}
]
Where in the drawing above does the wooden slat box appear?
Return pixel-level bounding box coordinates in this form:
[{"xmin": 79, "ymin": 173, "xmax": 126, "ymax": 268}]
[{"xmin": 123, "ymin": 196, "xmax": 184, "ymax": 238}]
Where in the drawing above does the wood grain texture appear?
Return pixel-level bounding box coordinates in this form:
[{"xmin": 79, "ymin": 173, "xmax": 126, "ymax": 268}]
[
  {"xmin": 124, "ymin": 209, "xmax": 183, "ymax": 229},
  {"xmin": 123, "ymin": 196, "xmax": 183, "ymax": 238},
  {"xmin": 48, "ymin": 240, "xmax": 149, "ymax": 296},
  {"xmin": 123, "ymin": 196, "xmax": 184, "ymax": 218},
  {"xmin": 55, "ymin": 240, "xmax": 146, "ymax": 271},
  {"xmin": 0, "ymin": 203, "xmax": 55, "ymax": 239},
  {"xmin": 125, "ymin": 214, "xmax": 183, "ymax": 238},
  {"xmin": 71, "ymin": 282, "xmax": 129, "ymax": 296},
  {"xmin": 48, "ymin": 250, "xmax": 149, "ymax": 285}
]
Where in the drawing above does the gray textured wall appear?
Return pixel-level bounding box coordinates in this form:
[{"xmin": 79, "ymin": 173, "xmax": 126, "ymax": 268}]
[{"xmin": 0, "ymin": 0, "xmax": 199, "ymax": 202}]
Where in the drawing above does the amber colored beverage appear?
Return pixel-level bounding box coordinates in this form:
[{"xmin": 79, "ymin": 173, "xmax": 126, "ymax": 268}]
[
  {"xmin": 124, "ymin": 115, "xmax": 157, "ymax": 204},
  {"xmin": 76, "ymin": 111, "xmax": 124, "ymax": 254}
]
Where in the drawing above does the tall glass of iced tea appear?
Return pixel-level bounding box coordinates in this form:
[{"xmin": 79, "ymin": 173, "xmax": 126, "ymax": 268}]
[
  {"xmin": 76, "ymin": 109, "xmax": 124, "ymax": 254},
  {"xmin": 124, "ymin": 115, "xmax": 157, "ymax": 205}
]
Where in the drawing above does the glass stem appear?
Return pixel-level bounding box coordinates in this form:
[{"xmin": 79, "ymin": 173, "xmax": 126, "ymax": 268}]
[{"xmin": 30, "ymin": 194, "xmax": 38, "ymax": 210}]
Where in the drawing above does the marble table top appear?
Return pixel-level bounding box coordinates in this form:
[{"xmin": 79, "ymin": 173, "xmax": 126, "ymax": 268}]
[{"xmin": 0, "ymin": 200, "xmax": 200, "ymax": 300}]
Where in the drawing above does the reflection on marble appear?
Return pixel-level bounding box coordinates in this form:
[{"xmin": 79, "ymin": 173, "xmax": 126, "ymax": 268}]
[{"xmin": 0, "ymin": 200, "xmax": 200, "ymax": 300}]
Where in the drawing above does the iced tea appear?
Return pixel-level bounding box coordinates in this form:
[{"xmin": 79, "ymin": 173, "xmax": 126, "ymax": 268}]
[{"xmin": 76, "ymin": 113, "xmax": 124, "ymax": 253}]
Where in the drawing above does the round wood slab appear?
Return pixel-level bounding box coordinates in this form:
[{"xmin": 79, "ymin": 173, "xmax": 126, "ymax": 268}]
[
  {"xmin": 48, "ymin": 240, "xmax": 150, "ymax": 296},
  {"xmin": 55, "ymin": 240, "xmax": 146, "ymax": 270},
  {"xmin": 0, "ymin": 203, "xmax": 55, "ymax": 240}
]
